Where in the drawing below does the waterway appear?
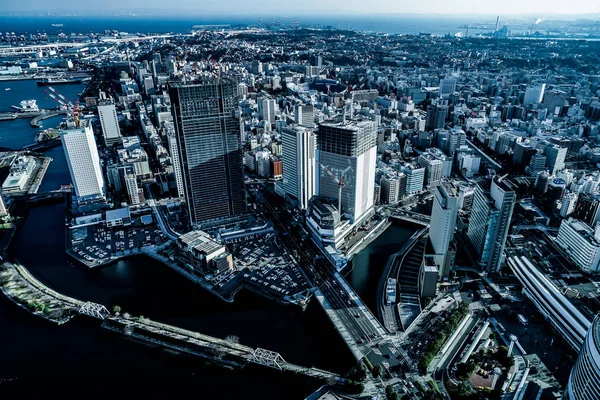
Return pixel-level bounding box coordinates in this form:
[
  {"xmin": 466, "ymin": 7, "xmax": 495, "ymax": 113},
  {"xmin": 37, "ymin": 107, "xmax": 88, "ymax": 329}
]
[
  {"xmin": 0, "ymin": 79, "xmax": 420, "ymax": 397},
  {"xmin": 346, "ymin": 223, "xmax": 418, "ymax": 314}
]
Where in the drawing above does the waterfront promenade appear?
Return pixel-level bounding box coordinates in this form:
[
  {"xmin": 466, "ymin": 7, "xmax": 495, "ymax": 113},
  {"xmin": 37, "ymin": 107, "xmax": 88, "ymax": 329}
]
[{"xmin": 0, "ymin": 260, "xmax": 344, "ymax": 384}]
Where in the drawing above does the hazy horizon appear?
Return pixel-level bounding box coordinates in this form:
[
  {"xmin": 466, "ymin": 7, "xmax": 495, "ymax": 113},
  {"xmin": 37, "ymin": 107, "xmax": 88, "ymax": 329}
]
[{"xmin": 1, "ymin": 0, "xmax": 599, "ymax": 17}]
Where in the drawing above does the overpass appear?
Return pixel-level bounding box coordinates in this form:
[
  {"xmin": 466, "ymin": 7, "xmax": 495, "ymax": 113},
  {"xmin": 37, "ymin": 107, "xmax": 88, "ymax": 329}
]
[
  {"xmin": 0, "ymin": 43, "xmax": 86, "ymax": 56},
  {"xmin": 0, "ymin": 261, "xmax": 344, "ymax": 383},
  {"xmin": 465, "ymin": 139, "xmax": 502, "ymax": 171}
]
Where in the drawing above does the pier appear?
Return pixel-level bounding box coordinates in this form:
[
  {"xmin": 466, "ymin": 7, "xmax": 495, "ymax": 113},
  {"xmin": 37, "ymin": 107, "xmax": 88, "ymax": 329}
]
[{"xmin": 0, "ymin": 261, "xmax": 344, "ymax": 384}]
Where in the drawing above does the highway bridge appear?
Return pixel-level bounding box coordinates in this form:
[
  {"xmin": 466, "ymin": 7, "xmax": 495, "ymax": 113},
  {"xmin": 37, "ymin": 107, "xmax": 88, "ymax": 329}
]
[{"xmin": 0, "ymin": 43, "xmax": 86, "ymax": 55}]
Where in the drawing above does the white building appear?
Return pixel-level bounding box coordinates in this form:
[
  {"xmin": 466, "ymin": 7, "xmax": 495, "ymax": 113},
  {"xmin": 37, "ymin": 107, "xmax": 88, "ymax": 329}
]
[
  {"xmin": 281, "ymin": 126, "xmax": 316, "ymax": 210},
  {"xmin": 556, "ymin": 218, "xmax": 600, "ymax": 273},
  {"xmin": 97, "ymin": 100, "xmax": 122, "ymax": 146},
  {"xmin": 166, "ymin": 126, "xmax": 184, "ymax": 198},
  {"xmin": 61, "ymin": 125, "xmax": 106, "ymax": 203},
  {"xmin": 380, "ymin": 175, "xmax": 401, "ymax": 204},
  {"xmin": 545, "ymin": 144, "xmax": 567, "ymax": 175},
  {"xmin": 429, "ymin": 179, "xmax": 459, "ymax": 280},
  {"xmin": 404, "ymin": 165, "xmax": 425, "ymax": 195},
  {"xmin": 523, "ymin": 83, "xmax": 546, "ymax": 106},
  {"xmin": 294, "ymin": 104, "xmax": 315, "ymax": 128},
  {"xmin": 560, "ymin": 192, "xmax": 578, "ymax": 218}
]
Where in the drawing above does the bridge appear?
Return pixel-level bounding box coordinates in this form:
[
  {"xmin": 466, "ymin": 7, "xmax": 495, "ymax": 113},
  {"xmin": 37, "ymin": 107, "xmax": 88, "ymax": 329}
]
[
  {"xmin": 390, "ymin": 210, "xmax": 431, "ymax": 226},
  {"xmin": 0, "ymin": 43, "xmax": 87, "ymax": 56},
  {"xmin": 511, "ymin": 224, "xmax": 559, "ymax": 235},
  {"xmin": 0, "ymin": 261, "xmax": 343, "ymax": 383}
]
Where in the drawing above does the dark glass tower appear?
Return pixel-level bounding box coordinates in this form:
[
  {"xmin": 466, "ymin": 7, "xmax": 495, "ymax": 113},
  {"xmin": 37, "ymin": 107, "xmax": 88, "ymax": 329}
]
[{"xmin": 170, "ymin": 78, "xmax": 245, "ymax": 225}]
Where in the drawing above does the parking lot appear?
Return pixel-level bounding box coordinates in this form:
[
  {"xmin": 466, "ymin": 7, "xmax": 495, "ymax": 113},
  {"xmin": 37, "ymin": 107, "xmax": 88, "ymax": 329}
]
[
  {"xmin": 69, "ymin": 219, "xmax": 167, "ymax": 265},
  {"xmin": 230, "ymin": 232, "xmax": 309, "ymax": 298}
]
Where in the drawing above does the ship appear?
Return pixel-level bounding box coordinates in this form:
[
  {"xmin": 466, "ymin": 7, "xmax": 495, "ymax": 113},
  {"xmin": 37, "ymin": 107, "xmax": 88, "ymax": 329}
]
[
  {"xmin": 51, "ymin": 24, "xmax": 64, "ymax": 27},
  {"xmin": 11, "ymin": 100, "xmax": 39, "ymax": 113},
  {"xmin": 36, "ymin": 77, "xmax": 82, "ymax": 86}
]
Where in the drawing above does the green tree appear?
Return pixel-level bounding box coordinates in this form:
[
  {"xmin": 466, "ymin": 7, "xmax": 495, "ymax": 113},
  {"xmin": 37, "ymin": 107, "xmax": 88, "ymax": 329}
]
[
  {"xmin": 113, "ymin": 305, "xmax": 121, "ymax": 315},
  {"xmin": 373, "ymin": 364, "xmax": 383, "ymax": 378}
]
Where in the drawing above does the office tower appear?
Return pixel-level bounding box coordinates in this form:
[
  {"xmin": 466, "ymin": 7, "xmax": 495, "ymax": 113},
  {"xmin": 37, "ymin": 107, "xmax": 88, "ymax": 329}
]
[
  {"xmin": 513, "ymin": 140, "xmax": 537, "ymax": 167},
  {"xmin": 169, "ymin": 78, "xmax": 246, "ymax": 225},
  {"xmin": 429, "ymin": 179, "xmax": 459, "ymax": 280},
  {"xmin": 434, "ymin": 105, "xmax": 448, "ymax": 130},
  {"xmin": 166, "ymin": 128, "xmax": 184, "ymax": 198},
  {"xmin": 281, "ymin": 126, "xmax": 316, "ymax": 210},
  {"xmin": 545, "ymin": 144, "xmax": 567, "ymax": 175},
  {"xmin": 439, "ymin": 78, "xmax": 457, "ymax": 99},
  {"xmin": 573, "ymin": 195, "xmax": 600, "ymax": 227},
  {"xmin": 556, "ymin": 219, "xmax": 600, "ymax": 273},
  {"xmin": 251, "ymin": 60, "xmax": 263, "ymax": 75},
  {"xmin": 404, "ymin": 165, "xmax": 425, "ymax": 194},
  {"xmin": 61, "ymin": 125, "xmax": 106, "ymax": 203},
  {"xmin": 310, "ymin": 54, "xmax": 322, "ymax": 68},
  {"xmin": 97, "ymin": 99, "xmax": 122, "ymax": 146},
  {"xmin": 543, "ymin": 89, "xmax": 568, "ymax": 113},
  {"xmin": 294, "ymin": 104, "xmax": 315, "ymax": 128},
  {"xmin": 258, "ymin": 97, "xmax": 276, "ymax": 126},
  {"xmin": 380, "ymin": 175, "xmax": 401, "ymax": 204},
  {"xmin": 124, "ymin": 169, "xmax": 140, "ymax": 205},
  {"xmin": 317, "ymin": 119, "xmax": 377, "ymax": 223},
  {"xmin": 467, "ymin": 176, "xmax": 515, "ymax": 273},
  {"xmin": 523, "ymin": 83, "xmax": 546, "ymax": 106},
  {"xmin": 436, "ymin": 128, "xmax": 466, "ymax": 157},
  {"xmin": 418, "ymin": 153, "xmax": 443, "ymax": 188},
  {"xmin": 425, "ymin": 104, "xmax": 436, "ymax": 131},
  {"xmin": 564, "ymin": 315, "xmax": 600, "ymax": 400},
  {"xmin": 525, "ymin": 152, "xmax": 547, "ymax": 176},
  {"xmin": 494, "ymin": 132, "xmax": 517, "ymax": 155}
]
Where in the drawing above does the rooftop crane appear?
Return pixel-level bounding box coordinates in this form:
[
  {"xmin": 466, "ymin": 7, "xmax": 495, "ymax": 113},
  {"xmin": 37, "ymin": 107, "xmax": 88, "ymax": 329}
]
[{"xmin": 316, "ymin": 160, "xmax": 345, "ymax": 215}]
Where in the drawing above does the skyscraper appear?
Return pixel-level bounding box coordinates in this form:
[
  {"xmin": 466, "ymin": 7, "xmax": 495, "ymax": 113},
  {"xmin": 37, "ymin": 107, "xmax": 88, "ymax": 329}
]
[
  {"xmin": 523, "ymin": 83, "xmax": 546, "ymax": 106},
  {"xmin": 467, "ymin": 176, "xmax": 515, "ymax": 273},
  {"xmin": 429, "ymin": 179, "xmax": 459, "ymax": 280},
  {"xmin": 317, "ymin": 118, "xmax": 377, "ymax": 223},
  {"xmin": 281, "ymin": 126, "xmax": 316, "ymax": 210},
  {"xmin": 169, "ymin": 78, "xmax": 246, "ymax": 225},
  {"xmin": 564, "ymin": 315, "xmax": 600, "ymax": 400},
  {"xmin": 61, "ymin": 125, "xmax": 106, "ymax": 203},
  {"xmin": 545, "ymin": 144, "xmax": 567, "ymax": 175},
  {"xmin": 294, "ymin": 104, "xmax": 315, "ymax": 128},
  {"xmin": 97, "ymin": 99, "xmax": 122, "ymax": 146},
  {"xmin": 439, "ymin": 77, "xmax": 457, "ymax": 99},
  {"xmin": 258, "ymin": 97, "xmax": 276, "ymax": 126}
]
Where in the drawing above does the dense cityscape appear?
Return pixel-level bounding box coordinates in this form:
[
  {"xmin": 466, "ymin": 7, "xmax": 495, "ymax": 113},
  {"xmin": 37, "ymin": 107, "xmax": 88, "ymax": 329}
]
[{"xmin": 0, "ymin": 8, "xmax": 600, "ymax": 400}]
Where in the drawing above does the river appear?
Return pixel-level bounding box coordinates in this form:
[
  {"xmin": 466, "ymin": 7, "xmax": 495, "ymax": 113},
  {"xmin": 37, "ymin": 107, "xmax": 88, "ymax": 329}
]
[{"xmin": 0, "ymin": 79, "xmax": 418, "ymax": 398}]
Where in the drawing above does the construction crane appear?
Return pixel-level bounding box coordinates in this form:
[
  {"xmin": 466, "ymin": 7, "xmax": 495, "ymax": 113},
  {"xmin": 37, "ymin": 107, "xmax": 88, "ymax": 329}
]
[{"xmin": 316, "ymin": 160, "xmax": 345, "ymax": 215}]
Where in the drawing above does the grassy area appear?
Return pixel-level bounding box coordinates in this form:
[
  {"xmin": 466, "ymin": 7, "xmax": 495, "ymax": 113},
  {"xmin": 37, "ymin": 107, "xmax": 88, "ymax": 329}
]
[{"xmin": 418, "ymin": 302, "xmax": 469, "ymax": 374}]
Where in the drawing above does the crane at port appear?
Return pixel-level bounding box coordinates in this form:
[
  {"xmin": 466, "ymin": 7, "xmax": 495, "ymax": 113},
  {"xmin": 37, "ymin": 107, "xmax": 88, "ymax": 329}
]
[
  {"xmin": 316, "ymin": 160, "xmax": 345, "ymax": 215},
  {"xmin": 44, "ymin": 85, "xmax": 80, "ymax": 127}
]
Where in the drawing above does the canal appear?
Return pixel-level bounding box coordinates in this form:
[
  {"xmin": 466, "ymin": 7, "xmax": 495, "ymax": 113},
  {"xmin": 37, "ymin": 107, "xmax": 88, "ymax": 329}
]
[{"xmin": 346, "ymin": 223, "xmax": 419, "ymax": 314}]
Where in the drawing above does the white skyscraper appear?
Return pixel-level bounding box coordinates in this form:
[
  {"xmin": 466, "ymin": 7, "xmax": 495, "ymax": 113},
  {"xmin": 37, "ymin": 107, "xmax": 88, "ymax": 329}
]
[
  {"xmin": 545, "ymin": 144, "xmax": 567, "ymax": 175},
  {"xmin": 166, "ymin": 127, "xmax": 184, "ymax": 198},
  {"xmin": 317, "ymin": 118, "xmax": 377, "ymax": 223},
  {"xmin": 282, "ymin": 126, "xmax": 316, "ymax": 210},
  {"xmin": 97, "ymin": 99, "xmax": 122, "ymax": 146},
  {"xmin": 523, "ymin": 83, "xmax": 546, "ymax": 106},
  {"xmin": 439, "ymin": 77, "xmax": 457, "ymax": 99},
  {"xmin": 61, "ymin": 125, "xmax": 106, "ymax": 203},
  {"xmin": 294, "ymin": 104, "xmax": 315, "ymax": 128},
  {"xmin": 429, "ymin": 179, "xmax": 459, "ymax": 280}
]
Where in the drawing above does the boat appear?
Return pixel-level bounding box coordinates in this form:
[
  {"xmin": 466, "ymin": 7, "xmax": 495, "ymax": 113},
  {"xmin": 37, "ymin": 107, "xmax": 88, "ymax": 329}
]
[
  {"xmin": 11, "ymin": 100, "xmax": 39, "ymax": 113},
  {"xmin": 4, "ymin": 88, "xmax": 10, "ymax": 91},
  {"xmin": 36, "ymin": 77, "xmax": 82, "ymax": 86},
  {"xmin": 51, "ymin": 24, "xmax": 64, "ymax": 27}
]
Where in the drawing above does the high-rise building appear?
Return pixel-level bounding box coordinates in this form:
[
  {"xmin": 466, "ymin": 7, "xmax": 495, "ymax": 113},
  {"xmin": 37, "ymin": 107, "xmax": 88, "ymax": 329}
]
[
  {"xmin": 564, "ymin": 315, "xmax": 600, "ymax": 400},
  {"xmin": 294, "ymin": 104, "xmax": 315, "ymax": 128},
  {"xmin": 169, "ymin": 78, "xmax": 246, "ymax": 225},
  {"xmin": 429, "ymin": 179, "xmax": 459, "ymax": 280},
  {"xmin": 317, "ymin": 118, "xmax": 377, "ymax": 223},
  {"xmin": 556, "ymin": 218, "xmax": 600, "ymax": 273},
  {"xmin": 166, "ymin": 126, "xmax": 184, "ymax": 198},
  {"xmin": 97, "ymin": 99, "xmax": 122, "ymax": 146},
  {"xmin": 439, "ymin": 77, "xmax": 457, "ymax": 99},
  {"xmin": 281, "ymin": 126, "xmax": 316, "ymax": 210},
  {"xmin": 523, "ymin": 83, "xmax": 546, "ymax": 106},
  {"xmin": 418, "ymin": 153, "xmax": 443, "ymax": 188},
  {"xmin": 573, "ymin": 195, "xmax": 600, "ymax": 227},
  {"xmin": 61, "ymin": 125, "xmax": 106, "ymax": 203},
  {"xmin": 404, "ymin": 165, "xmax": 425, "ymax": 194},
  {"xmin": 525, "ymin": 152, "xmax": 547, "ymax": 176},
  {"xmin": 545, "ymin": 144, "xmax": 567, "ymax": 175},
  {"xmin": 426, "ymin": 104, "xmax": 448, "ymax": 131},
  {"xmin": 467, "ymin": 176, "xmax": 515, "ymax": 273},
  {"xmin": 258, "ymin": 97, "xmax": 276, "ymax": 126},
  {"xmin": 381, "ymin": 175, "xmax": 401, "ymax": 204}
]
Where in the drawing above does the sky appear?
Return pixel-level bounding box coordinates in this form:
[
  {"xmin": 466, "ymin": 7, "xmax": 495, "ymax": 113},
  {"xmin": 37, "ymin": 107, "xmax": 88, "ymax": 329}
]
[{"xmin": 3, "ymin": 0, "xmax": 600, "ymax": 16}]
